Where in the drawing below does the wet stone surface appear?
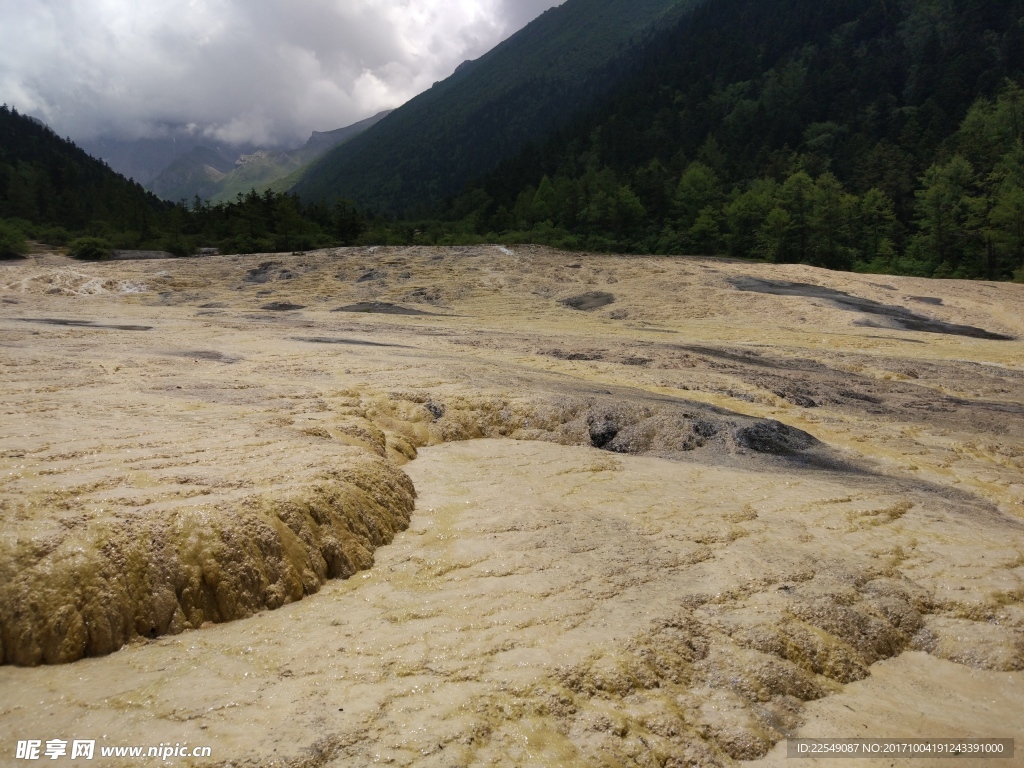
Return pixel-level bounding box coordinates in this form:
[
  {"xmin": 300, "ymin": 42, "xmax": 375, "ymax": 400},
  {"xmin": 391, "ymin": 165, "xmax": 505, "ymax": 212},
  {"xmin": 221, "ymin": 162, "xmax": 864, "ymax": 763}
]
[
  {"xmin": 731, "ymin": 277, "xmax": 1013, "ymax": 340},
  {"xmin": 0, "ymin": 245, "xmax": 1021, "ymax": 767}
]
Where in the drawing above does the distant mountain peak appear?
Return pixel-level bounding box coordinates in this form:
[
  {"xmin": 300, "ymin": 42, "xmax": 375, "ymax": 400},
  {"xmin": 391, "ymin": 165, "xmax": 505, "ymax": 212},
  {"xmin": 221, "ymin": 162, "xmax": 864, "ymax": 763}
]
[
  {"xmin": 146, "ymin": 110, "xmax": 392, "ymax": 202},
  {"xmin": 236, "ymin": 150, "xmax": 275, "ymax": 166},
  {"xmin": 302, "ymin": 110, "xmax": 394, "ymax": 154}
]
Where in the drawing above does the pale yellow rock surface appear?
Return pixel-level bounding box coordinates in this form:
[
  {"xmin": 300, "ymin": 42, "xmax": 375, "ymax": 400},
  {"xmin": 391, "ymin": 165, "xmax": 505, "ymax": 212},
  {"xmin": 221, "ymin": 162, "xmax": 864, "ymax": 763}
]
[{"xmin": 0, "ymin": 246, "xmax": 1022, "ymax": 766}]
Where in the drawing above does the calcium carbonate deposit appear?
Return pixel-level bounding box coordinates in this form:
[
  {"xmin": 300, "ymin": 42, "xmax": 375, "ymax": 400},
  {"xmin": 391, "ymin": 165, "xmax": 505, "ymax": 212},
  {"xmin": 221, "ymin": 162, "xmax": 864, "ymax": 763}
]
[{"xmin": 1, "ymin": 246, "xmax": 1022, "ymax": 766}]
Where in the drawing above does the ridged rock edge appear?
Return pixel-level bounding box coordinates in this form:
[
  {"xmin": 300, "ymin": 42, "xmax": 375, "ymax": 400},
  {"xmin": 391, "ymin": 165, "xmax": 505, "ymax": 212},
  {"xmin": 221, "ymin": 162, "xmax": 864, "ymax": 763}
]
[
  {"xmin": 0, "ymin": 457, "xmax": 415, "ymax": 666},
  {"xmin": 0, "ymin": 390, "xmax": 852, "ymax": 667}
]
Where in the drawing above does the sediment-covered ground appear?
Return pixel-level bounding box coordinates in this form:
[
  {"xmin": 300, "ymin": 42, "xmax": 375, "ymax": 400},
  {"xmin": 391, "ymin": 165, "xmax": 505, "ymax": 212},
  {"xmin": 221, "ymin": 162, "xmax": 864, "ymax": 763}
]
[{"xmin": 0, "ymin": 246, "xmax": 1022, "ymax": 766}]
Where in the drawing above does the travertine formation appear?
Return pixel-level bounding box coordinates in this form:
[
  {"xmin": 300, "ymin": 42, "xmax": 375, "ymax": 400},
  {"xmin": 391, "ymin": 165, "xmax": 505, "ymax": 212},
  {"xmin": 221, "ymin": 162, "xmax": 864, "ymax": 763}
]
[{"xmin": 0, "ymin": 246, "xmax": 1021, "ymax": 766}]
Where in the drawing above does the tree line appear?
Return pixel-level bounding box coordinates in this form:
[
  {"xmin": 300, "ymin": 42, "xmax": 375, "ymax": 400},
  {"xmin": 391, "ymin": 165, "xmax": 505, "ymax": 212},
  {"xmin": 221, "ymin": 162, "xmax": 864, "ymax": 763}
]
[
  {"xmin": 377, "ymin": 0, "xmax": 1024, "ymax": 281},
  {"xmin": 1, "ymin": 105, "xmax": 367, "ymax": 259},
  {"xmin": 352, "ymin": 81, "xmax": 1024, "ymax": 282},
  {"xmin": 4, "ymin": 0, "xmax": 1024, "ymax": 282}
]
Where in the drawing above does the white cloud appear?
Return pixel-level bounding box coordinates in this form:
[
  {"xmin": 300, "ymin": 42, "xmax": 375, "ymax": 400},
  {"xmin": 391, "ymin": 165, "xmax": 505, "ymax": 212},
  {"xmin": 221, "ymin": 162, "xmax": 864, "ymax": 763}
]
[{"xmin": 0, "ymin": 0, "xmax": 562, "ymax": 146}]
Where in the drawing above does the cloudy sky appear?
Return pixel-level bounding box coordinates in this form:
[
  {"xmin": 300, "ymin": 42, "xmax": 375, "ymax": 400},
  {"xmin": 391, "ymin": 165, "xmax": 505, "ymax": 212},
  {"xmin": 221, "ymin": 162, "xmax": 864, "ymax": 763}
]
[{"xmin": 0, "ymin": 0, "xmax": 561, "ymax": 146}]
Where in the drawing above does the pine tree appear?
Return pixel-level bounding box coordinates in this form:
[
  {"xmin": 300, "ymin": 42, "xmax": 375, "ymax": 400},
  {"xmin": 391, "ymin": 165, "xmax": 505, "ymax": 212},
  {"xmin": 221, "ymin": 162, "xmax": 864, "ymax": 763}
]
[
  {"xmin": 859, "ymin": 188, "xmax": 898, "ymax": 265},
  {"xmin": 673, "ymin": 162, "xmax": 722, "ymax": 232},
  {"xmin": 530, "ymin": 176, "xmax": 559, "ymax": 224},
  {"xmin": 781, "ymin": 171, "xmax": 816, "ymax": 263},
  {"xmin": 913, "ymin": 155, "xmax": 982, "ymax": 275},
  {"xmin": 756, "ymin": 207, "xmax": 794, "ymax": 263},
  {"xmin": 989, "ymin": 144, "xmax": 1024, "ymax": 274},
  {"xmin": 811, "ymin": 173, "xmax": 851, "ymax": 269},
  {"xmin": 724, "ymin": 179, "xmax": 779, "ymax": 258}
]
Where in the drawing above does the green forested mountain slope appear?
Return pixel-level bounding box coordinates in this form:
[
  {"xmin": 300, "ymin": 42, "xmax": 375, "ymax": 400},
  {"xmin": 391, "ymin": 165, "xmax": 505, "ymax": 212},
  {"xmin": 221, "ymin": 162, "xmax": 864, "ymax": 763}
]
[
  {"xmin": 292, "ymin": 0, "xmax": 702, "ymax": 214},
  {"xmin": 0, "ymin": 105, "xmax": 166, "ymax": 236},
  {"xmin": 443, "ymin": 0, "xmax": 1024, "ymax": 279},
  {"xmin": 0, "ymin": 105, "xmax": 372, "ymax": 258}
]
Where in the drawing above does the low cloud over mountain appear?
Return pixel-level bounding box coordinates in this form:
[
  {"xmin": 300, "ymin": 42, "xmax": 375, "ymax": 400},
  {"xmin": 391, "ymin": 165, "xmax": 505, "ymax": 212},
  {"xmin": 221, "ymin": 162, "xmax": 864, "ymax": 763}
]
[{"xmin": 0, "ymin": 0, "xmax": 560, "ymax": 147}]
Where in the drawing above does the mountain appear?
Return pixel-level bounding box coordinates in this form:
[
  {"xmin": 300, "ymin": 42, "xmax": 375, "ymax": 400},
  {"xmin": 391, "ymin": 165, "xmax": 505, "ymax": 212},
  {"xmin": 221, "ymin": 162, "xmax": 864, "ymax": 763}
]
[
  {"xmin": 292, "ymin": 0, "xmax": 704, "ymax": 214},
  {"xmin": 78, "ymin": 135, "xmax": 262, "ymax": 187},
  {"xmin": 0, "ymin": 104, "xmax": 367, "ymax": 255},
  {"xmin": 303, "ymin": 111, "xmax": 393, "ymax": 155},
  {"xmin": 0, "ymin": 105, "xmax": 165, "ymax": 233},
  {"xmin": 436, "ymin": 0, "xmax": 1024, "ymax": 280},
  {"xmin": 148, "ymin": 110, "xmax": 392, "ymax": 203},
  {"xmin": 145, "ymin": 145, "xmax": 238, "ymax": 203}
]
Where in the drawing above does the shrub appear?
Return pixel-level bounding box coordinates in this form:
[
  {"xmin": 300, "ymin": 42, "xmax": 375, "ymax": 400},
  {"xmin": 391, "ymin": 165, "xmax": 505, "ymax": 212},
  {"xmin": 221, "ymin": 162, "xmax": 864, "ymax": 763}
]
[
  {"xmin": 36, "ymin": 226, "xmax": 70, "ymax": 246},
  {"xmin": 162, "ymin": 238, "xmax": 194, "ymax": 258},
  {"xmin": 68, "ymin": 236, "xmax": 112, "ymax": 261},
  {"xmin": 0, "ymin": 220, "xmax": 28, "ymax": 258},
  {"xmin": 218, "ymin": 236, "xmax": 274, "ymax": 255}
]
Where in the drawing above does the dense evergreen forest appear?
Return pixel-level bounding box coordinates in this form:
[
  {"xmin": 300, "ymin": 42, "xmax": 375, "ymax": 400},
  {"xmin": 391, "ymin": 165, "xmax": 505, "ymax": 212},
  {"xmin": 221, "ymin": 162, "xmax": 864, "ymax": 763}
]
[
  {"xmin": 0, "ymin": 105, "xmax": 366, "ymax": 258},
  {"xmin": 293, "ymin": 0, "xmax": 696, "ymax": 214},
  {"xmin": 4, "ymin": 0, "xmax": 1024, "ymax": 283},
  {"xmin": 381, "ymin": 0, "xmax": 1024, "ymax": 281},
  {"xmin": 0, "ymin": 105, "xmax": 167, "ymax": 256}
]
